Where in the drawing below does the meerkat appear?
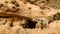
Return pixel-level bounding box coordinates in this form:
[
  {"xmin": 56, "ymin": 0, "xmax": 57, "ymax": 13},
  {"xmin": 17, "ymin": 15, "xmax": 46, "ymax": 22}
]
[{"xmin": 32, "ymin": 17, "xmax": 49, "ymax": 29}]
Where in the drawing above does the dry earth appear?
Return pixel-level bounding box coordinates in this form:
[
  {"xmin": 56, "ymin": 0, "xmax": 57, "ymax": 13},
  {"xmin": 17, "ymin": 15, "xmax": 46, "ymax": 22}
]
[{"xmin": 0, "ymin": 0, "xmax": 60, "ymax": 34}]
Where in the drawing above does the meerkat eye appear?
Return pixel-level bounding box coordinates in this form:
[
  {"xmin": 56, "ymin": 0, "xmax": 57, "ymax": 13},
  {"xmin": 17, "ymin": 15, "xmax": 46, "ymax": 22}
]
[
  {"xmin": 38, "ymin": 19, "xmax": 43, "ymax": 22},
  {"xmin": 40, "ymin": 20, "xmax": 43, "ymax": 22},
  {"xmin": 37, "ymin": 18, "xmax": 44, "ymax": 23},
  {"xmin": 37, "ymin": 19, "xmax": 40, "ymax": 21}
]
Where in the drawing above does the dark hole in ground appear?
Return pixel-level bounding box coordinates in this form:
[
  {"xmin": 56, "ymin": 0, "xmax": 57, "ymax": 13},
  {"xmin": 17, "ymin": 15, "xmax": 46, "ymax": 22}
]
[
  {"xmin": 12, "ymin": 6, "xmax": 16, "ymax": 9},
  {"xmin": 11, "ymin": 0, "xmax": 16, "ymax": 4},
  {"xmin": 41, "ymin": 27, "xmax": 44, "ymax": 29},
  {"xmin": 5, "ymin": 1, "xmax": 8, "ymax": 3},
  {"xmin": 23, "ymin": 20, "xmax": 36, "ymax": 29},
  {"xmin": 29, "ymin": 7, "xmax": 31, "ymax": 9},
  {"xmin": 3, "ymin": 20, "xmax": 7, "ymax": 25},
  {"xmin": 0, "ymin": 3, "xmax": 3, "ymax": 8}
]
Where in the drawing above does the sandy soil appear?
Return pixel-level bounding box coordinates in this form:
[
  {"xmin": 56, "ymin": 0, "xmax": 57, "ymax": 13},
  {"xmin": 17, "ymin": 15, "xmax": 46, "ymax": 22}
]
[{"xmin": 0, "ymin": 0, "xmax": 60, "ymax": 34}]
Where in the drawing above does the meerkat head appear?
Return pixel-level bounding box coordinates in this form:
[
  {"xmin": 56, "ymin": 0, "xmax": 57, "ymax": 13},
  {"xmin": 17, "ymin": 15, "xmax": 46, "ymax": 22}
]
[
  {"xmin": 32, "ymin": 17, "xmax": 49, "ymax": 28},
  {"xmin": 33, "ymin": 17, "xmax": 48, "ymax": 23}
]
